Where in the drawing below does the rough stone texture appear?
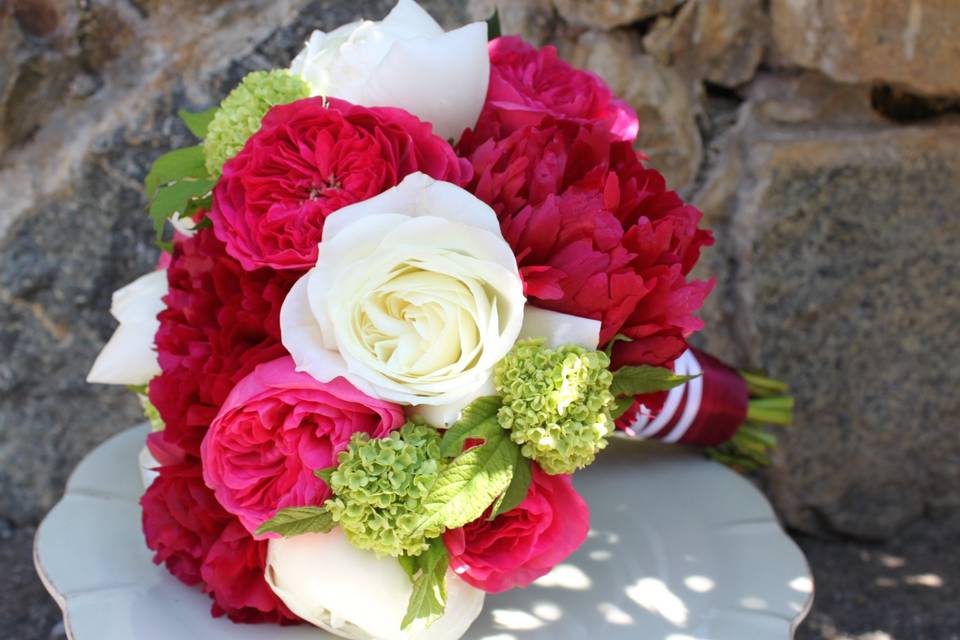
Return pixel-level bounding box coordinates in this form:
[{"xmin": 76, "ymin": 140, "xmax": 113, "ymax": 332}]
[
  {"xmin": 563, "ymin": 28, "xmax": 703, "ymax": 193},
  {"xmin": 771, "ymin": 0, "xmax": 960, "ymax": 97},
  {"xmin": 644, "ymin": 0, "xmax": 766, "ymax": 88},
  {"xmin": 553, "ymin": 0, "xmax": 684, "ymax": 30},
  {"xmin": 2, "ymin": 0, "xmax": 960, "ymax": 638},
  {"xmin": 693, "ymin": 93, "xmax": 960, "ymax": 538}
]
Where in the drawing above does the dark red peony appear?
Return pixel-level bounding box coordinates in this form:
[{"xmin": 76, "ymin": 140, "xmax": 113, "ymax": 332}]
[
  {"xmin": 209, "ymin": 97, "xmax": 468, "ymax": 272},
  {"xmin": 148, "ymin": 226, "xmax": 299, "ymax": 459},
  {"xmin": 472, "ymin": 36, "xmax": 638, "ymax": 144},
  {"xmin": 459, "ymin": 118, "xmax": 713, "ymax": 368},
  {"xmin": 141, "ymin": 463, "xmax": 298, "ymax": 623},
  {"xmin": 444, "ymin": 464, "xmax": 589, "ymax": 593}
]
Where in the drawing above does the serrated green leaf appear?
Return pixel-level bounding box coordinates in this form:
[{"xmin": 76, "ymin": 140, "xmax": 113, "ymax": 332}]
[
  {"xmin": 144, "ymin": 145, "xmax": 208, "ymax": 200},
  {"xmin": 314, "ymin": 467, "xmax": 335, "ymax": 484},
  {"xmin": 486, "ymin": 8, "xmax": 501, "ymax": 40},
  {"xmin": 149, "ymin": 177, "xmax": 216, "ymax": 246},
  {"xmin": 611, "ymin": 365, "xmax": 698, "ymax": 397},
  {"xmin": 489, "ymin": 454, "xmax": 531, "ymax": 519},
  {"xmin": 401, "ymin": 538, "xmax": 449, "ymax": 630},
  {"xmin": 178, "ymin": 107, "xmax": 217, "ymax": 139},
  {"xmin": 439, "ymin": 396, "xmax": 503, "ymax": 458},
  {"xmin": 413, "ymin": 429, "xmax": 518, "ymax": 535},
  {"xmin": 397, "ymin": 553, "xmax": 417, "ymax": 580},
  {"xmin": 610, "ymin": 395, "xmax": 635, "ymax": 421},
  {"xmin": 255, "ymin": 506, "xmax": 335, "ymax": 538}
]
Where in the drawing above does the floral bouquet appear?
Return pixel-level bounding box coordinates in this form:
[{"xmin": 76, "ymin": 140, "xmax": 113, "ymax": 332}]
[{"xmin": 86, "ymin": 2, "xmax": 791, "ymax": 638}]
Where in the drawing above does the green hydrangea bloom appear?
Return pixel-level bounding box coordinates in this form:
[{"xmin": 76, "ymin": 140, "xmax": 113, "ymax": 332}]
[
  {"xmin": 495, "ymin": 338, "xmax": 615, "ymax": 475},
  {"xmin": 202, "ymin": 70, "xmax": 310, "ymax": 174},
  {"xmin": 327, "ymin": 421, "xmax": 443, "ymax": 557}
]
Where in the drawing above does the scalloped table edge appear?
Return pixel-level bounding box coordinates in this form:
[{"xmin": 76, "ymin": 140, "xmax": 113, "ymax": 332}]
[{"xmin": 35, "ymin": 424, "xmax": 814, "ymax": 640}]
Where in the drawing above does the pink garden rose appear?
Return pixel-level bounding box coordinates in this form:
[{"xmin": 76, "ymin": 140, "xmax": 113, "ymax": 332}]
[
  {"xmin": 201, "ymin": 356, "xmax": 406, "ymax": 536},
  {"xmin": 471, "ymin": 36, "xmax": 638, "ymax": 144},
  {"xmin": 444, "ymin": 464, "xmax": 589, "ymax": 593},
  {"xmin": 209, "ymin": 96, "xmax": 467, "ymax": 272}
]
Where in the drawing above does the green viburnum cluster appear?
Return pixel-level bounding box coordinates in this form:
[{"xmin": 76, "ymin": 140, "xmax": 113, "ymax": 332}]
[
  {"xmin": 202, "ymin": 70, "xmax": 310, "ymax": 175},
  {"xmin": 327, "ymin": 421, "xmax": 444, "ymax": 558},
  {"xmin": 495, "ymin": 339, "xmax": 615, "ymax": 475}
]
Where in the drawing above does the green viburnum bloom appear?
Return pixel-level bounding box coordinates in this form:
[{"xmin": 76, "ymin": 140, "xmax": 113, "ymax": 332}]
[
  {"xmin": 495, "ymin": 338, "xmax": 615, "ymax": 475},
  {"xmin": 327, "ymin": 421, "xmax": 443, "ymax": 557},
  {"xmin": 202, "ymin": 70, "xmax": 310, "ymax": 175}
]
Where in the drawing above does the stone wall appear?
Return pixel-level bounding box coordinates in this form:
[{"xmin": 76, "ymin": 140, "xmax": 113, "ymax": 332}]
[{"xmin": 1, "ymin": 2, "xmax": 958, "ymax": 634}]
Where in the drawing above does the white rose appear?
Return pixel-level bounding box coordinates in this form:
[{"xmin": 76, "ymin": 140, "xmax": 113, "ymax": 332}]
[
  {"xmin": 290, "ymin": 0, "xmax": 489, "ymax": 141},
  {"xmin": 280, "ymin": 172, "xmax": 526, "ymax": 411},
  {"xmin": 266, "ymin": 529, "xmax": 485, "ymax": 640},
  {"xmin": 86, "ymin": 270, "xmax": 167, "ymax": 386}
]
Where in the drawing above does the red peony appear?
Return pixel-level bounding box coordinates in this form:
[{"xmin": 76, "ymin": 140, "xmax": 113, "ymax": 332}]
[
  {"xmin": 209, "ymin": 97, "xmax": 468, "ymax": 272},
  {"xmin": 141, "ymin": 463, "xmax": 298, "ymax": 623},
  {"xmin": 148, "ymin": 227, "xmax": 299, "ymax": 459},
  {"xmin": 444, "ymin": 464, "xmax": 589, "ymax": 593},
  {"xmin": 202, "ymin": 357, "xmax": 406, "ymax": 536},
  {"xmin": 471, "ymin": 36, "xmax": 638, "ymax": 144},
  {"xmin": 459, "ymin": 118, "xmax": 713, "ymax": 367}
]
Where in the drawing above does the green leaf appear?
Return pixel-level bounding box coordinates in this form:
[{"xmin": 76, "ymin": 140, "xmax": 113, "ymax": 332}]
[
  {"xmin": 414, "ymin": 429, "xmax": 518, "ymax": 534},
  {"xmin": 149, "ymin": 177, "xmax": 216, "ymax": 244},
  {"xmin": 489, "ymin": 454, "xmax": 531, "ymax": 519},
  {"xmin": 144, "ymin": 145, "xmax": 208, "ymax": 200},
  {"xmin": 611, "ymin": 365, "xmax": 698, "ymax": 397},
  {"xmin": 486, "ymin": 8, "xmax": 501, "ymax": 40},
  {"xmin": 439, "ymin": 396, "xmax": 503, "ymax": 458},
  {"xmin": 314, "ymin": 467, "xmax": 335, "ymax": 484},
  {"xmin": 397, "ymin": 554, "xmax": 417, "ymax": 580},
  {"xmin": 178, "ymin": 107, "xmax": 217, "ymax": 139},
  {"xmin": 603, "ymin": 333, "xmax": 632, "ymax": 358},
  {"xmin": 255, "ymin": 506, "xmax": 335, "ymax": 538},
  {"xmin": 401, "ymin": 538, "xmax": 449, "ymax": 630},
  {"xmin": 610, "ymin": 395, "xmax": 635, "ymax": 421}
]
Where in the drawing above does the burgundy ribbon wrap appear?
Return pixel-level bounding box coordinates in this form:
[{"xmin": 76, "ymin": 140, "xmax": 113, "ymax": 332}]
[{"xmin": 619, "ymin": 348, "xmax": 748, "ymax": 447}]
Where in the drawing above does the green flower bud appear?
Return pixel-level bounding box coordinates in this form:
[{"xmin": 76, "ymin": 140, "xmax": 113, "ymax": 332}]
[
  {"xmin": 327, "ymin": 421, "xmax": 443, "ymax": 557},
  {"xmin": 203, "ymin": 70, "xmax": 310, "ymax": 175},
  {"xmin": 494, "ymin": 338, "xmax": 615, "ymax": 475}
]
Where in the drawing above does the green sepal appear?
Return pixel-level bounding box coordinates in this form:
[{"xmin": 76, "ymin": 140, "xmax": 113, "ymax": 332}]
[
  {"xmin": 611, "ymin": 365, "xmax": 698, "ymax": 397},
  {"xmin": 439, "ymin": 396, "xmax": 503, "ymax": 458},
  {"xmin": 489, "ymin": 454, "xmax": 531, "ymax": 519},
  {"xmin": 178, "ymin": 107, "xmax": 217, "ymax": 139},
  {"xmin": 314, "ymin": 467, "xmax": 335, "ymax": 484},
  {"xmin": 486, "ymin": 8, "xmax": 501, "ymax": 40},
  {"xmin": 400, "ymin": 538, "xmax": 449, "ymax": 630},
  {"xmin": 255, "ymin": 506, "xmax": 335, "ymax": 538},
  {"xmin": 603, "ymin": 333, "xmax": 632, "ymax": 358}
]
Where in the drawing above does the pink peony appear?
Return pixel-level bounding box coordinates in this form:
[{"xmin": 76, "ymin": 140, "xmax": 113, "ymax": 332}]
[
  {"xmin": 471, "ymin": 36, "xmax": 638, "ymax": 144},
  {"xmin": 201, "ymin": 356, "xmax": 406, "ymax": 536},
  {"xmin": 209, "ymin": 97, "xmax": 467, "ymax": 272},
  {"xmin": 444, "ymin": 464, "xmax": 589, "ymax": 593},
  {"xmin": 459, "ymin": 118, "xmax": 713, "ymax": 366}
]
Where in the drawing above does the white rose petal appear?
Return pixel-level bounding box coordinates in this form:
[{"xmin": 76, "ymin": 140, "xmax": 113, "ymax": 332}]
[
  {"xmin": 290, "ymin": 0, "xmax": 489, "ymax": 141},
  {"xmin": 266, "ymin": 529, "xmax": 485, "ymax": 640},
  {"xmin": 138, "ymin": 446, "xmax": 159, "ymax": 490},
  {"xmin": 87, "ymin": 270, "xmax": 167, "ymax": 386},
  {"xmin": 281, "ymin": 172, "xmax": 526, "ymax": 409}
]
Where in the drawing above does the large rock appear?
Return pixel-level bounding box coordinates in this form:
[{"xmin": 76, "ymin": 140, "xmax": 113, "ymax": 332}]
[
  {"xmin": 562, "ymin": 29, "xmax": 702, "ymax": 193},
  {"xmin": 466, "ymin": 0, "xmax": 559, "ymax": 47},
  {"xmin": 693, "ymin": 83, "xmax": 960, "ymax": 538},
  {"xmin": 771, "ymin": 0, "xmax": 960, "ymax": 97},
  {"xmin": 553, "ymin": 0, "xmax": 684, "ymax": 30},
  {"xmin": 643, "ymin": 0, "xmax": 766, "ymax": 88}
]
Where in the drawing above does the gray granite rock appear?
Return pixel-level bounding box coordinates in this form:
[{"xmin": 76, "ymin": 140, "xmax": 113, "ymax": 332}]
[{"xmin": 693, "ymin": 93, "xmax": 960, "ymax": 538}]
